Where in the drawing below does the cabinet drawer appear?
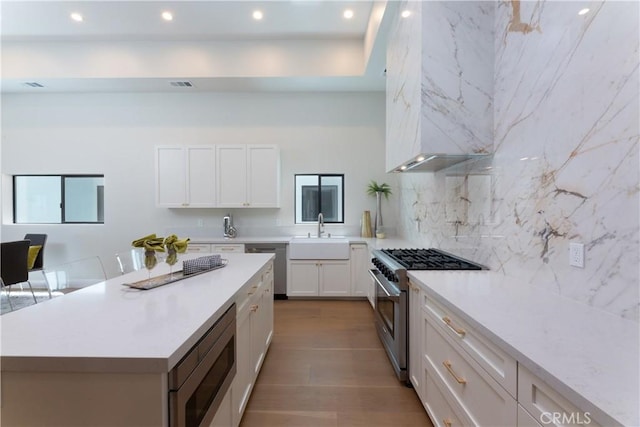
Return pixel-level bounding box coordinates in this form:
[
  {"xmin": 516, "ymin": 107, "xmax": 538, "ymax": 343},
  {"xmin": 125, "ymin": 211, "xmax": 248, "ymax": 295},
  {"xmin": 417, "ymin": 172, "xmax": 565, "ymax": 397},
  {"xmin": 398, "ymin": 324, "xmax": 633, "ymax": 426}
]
[
  {"xmin": 424, "ymin": 369, "xmax": 472, "ymax": 427},
  {"xmin": 186, "ymin": 244, "xmax": 212, "ymax": 253},
  {"xmin": 517, "ymin": 404, "xmax": 542, "ymax": 427},
  {"xmin": 423, "ymin": 294, "xmax": 517, "ymax": 397},
  {"xmin": 212, "ymin": 244, "xmax": 245, "ymax": 253},
  {"xmin": 425, "ymin": 318, "xmax": 517, "ymax": 426},
  {"xmin": 518, "ymin": 365, "xmax": 601, "ymax": 427}
]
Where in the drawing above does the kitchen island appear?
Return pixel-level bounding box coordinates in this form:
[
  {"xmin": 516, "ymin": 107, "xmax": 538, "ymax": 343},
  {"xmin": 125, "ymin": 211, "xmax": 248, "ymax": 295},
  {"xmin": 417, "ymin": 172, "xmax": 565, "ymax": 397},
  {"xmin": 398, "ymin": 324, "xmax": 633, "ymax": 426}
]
[{"xmin": 0, "ymin": 252, "xmax": 274, "ymax": 427}]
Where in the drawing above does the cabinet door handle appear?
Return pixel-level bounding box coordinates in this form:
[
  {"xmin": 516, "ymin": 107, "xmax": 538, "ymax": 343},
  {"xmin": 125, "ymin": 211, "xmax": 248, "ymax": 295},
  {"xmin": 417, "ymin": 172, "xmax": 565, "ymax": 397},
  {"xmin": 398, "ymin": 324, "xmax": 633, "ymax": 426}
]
[
  {"xmin": 443, "ymin": 418, "xmax": 453, "ymax": 427},
  {"xmin": 250, "ymin": 304, "xmax": 259, "ymax": 312},
  {"xmin": 443, "ymin": 360, "xmax": 466, "ymax": 384},
  {"xmin": 442, "ymin": 316, "xmax": 466, "ymax": 337}
]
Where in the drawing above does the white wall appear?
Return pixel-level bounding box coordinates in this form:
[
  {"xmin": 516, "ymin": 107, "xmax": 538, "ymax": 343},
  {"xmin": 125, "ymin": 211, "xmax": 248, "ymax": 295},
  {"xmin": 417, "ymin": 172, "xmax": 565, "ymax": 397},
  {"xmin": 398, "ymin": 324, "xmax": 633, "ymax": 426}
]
[{"xmin": 1, "ymin": 91, "xmax": 395, "ymax": 277}]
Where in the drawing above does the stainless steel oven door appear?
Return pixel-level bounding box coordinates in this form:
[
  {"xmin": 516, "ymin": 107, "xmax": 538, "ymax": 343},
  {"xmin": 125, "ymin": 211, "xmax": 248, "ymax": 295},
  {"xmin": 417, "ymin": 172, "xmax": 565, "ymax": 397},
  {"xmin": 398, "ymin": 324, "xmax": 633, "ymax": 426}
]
[
  {"xmin": 169, "ymin": 305, "xmax": 236, "ymax": 427},
  {"xmin": 369, "ymin": 269, "xmax": 407, "ymax": 381}
]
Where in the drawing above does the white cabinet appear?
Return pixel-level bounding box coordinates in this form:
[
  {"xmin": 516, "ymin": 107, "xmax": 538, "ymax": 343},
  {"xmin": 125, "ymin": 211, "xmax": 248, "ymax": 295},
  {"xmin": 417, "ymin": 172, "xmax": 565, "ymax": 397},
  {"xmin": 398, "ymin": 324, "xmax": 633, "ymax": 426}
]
[
  {"xmin": 349, "ymin": 244, "xmax": 370, "ymax": 297},
  {"xmin": 212, "ymin": 244, "xmax": 245, "ymax": 253},
  {"xmin": 288, "ymin": 260, "xmax": 350, "ymax": 297},
  {"xmin": 155, "ymin": 145, "xmax": 216, "ymax": 207},
  {"xmin": 424, "ymin": 315, "xmax": 517, "ymax": 426},
  {"xmin": 423, "ymin": 295, "xmax": 517, "ymax": 397},
  {"xmin": 517, "ymin": 365, "xmax": 601, "ymax": 427},
  {"xmin": 408, "ymin": 281, "xmax": 423, "ymax": 398},
  {"xmin": 216, "ymin": 144, "xmax": 280, "ymax": 208},
  {"xmin": 232, "ymin": 261, "xmax": 273, "ymax": 427},
  {"xmin": 186, "ymin": 243, "xmax": 212, "ymax": 253}
]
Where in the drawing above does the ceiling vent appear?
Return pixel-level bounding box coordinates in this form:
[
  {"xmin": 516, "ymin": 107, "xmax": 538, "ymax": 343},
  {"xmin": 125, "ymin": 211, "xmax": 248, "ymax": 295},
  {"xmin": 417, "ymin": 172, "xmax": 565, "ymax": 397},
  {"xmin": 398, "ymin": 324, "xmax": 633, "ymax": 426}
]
[
  {"xmin": 169, "ymin": 81, "xmax": 194, "ymax": 88},
  {"xmin": 23, "ymin": 82, "xmax": 44, "ymax": 88}
]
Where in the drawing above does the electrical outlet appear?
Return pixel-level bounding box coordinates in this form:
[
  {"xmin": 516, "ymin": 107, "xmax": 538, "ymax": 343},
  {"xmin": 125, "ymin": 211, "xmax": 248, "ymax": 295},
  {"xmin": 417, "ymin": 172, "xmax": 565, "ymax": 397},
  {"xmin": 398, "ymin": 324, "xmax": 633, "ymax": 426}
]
[
  {"xmin": 569, "ymin": 242, "xmax": 584, "ymax": 268},
  {"xmin": 197, "ymin": 218, "xmax": 204, "ymax": 227}
]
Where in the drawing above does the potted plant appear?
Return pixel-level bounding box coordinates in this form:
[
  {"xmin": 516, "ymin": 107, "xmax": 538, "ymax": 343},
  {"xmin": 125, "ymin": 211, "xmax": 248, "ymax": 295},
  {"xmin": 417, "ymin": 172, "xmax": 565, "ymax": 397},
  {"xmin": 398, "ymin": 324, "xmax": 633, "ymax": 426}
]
[{"xmin": 367, "ymin": 181, "xmax": 392, "ymax": 238}]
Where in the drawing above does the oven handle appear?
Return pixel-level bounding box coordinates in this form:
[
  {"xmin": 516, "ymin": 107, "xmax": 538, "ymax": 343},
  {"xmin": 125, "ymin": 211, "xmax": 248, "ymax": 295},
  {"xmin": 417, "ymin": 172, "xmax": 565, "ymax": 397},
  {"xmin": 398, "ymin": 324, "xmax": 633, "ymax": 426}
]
[{"xmin": 368, "ymin": 269, "xmax": 400, "ymax": 303}]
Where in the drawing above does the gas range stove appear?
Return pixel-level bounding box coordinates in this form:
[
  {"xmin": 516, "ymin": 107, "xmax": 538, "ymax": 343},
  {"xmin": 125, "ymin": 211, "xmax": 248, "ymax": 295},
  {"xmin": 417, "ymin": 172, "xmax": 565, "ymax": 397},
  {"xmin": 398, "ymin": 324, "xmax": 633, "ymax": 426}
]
[
  {"xmin": 380, "ymin": 248, "xmax": 484, "ymax": 271},
  {"xmin": 370, "ymin": 248, "xmax": 485, "ymax": 291},
  {"xmin": 369, "ymin": 247, "xmax": 485, "ymax": 384}
]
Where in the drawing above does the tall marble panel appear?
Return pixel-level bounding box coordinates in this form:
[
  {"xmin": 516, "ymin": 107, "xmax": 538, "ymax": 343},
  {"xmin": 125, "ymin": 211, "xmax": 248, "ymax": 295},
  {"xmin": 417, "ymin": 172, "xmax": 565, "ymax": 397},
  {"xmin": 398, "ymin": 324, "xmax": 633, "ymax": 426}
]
[
  {"xmin": 395, "ymin": 1, "xmax": 639, "ymax": 320},
  {"xmin": 386, "ymin": 0, "xmax": 422, "ymax": 172},
  {"xmin": 421, "ymin": 1, "xmax": 494, "ymax": 155}
]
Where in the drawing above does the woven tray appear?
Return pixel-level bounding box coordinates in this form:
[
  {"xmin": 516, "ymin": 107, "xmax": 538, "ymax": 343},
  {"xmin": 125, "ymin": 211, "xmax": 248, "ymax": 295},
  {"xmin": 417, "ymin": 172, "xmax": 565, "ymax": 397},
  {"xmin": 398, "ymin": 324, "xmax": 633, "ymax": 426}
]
[{"xmin": 122, "ymin": 260, "xmax": 228, "ymax": 290}]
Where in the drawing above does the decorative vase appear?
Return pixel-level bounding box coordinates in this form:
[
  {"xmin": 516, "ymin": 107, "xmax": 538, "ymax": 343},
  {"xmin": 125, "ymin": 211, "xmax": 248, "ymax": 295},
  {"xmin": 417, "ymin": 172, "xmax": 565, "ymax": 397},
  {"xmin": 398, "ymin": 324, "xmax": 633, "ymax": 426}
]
[
  {"xmin": 361, "ymin": 210, "xmax": 373, "ymax": 237},
  {"xmin": 374, "ymin": 192, "xmax": 385, "ymax": 238}
]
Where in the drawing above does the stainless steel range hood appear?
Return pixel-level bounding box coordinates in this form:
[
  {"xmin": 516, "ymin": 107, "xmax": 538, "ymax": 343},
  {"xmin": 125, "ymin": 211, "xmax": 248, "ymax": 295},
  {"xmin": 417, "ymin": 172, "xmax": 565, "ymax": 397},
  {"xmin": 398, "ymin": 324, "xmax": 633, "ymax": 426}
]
[{"xmin": 392, "ymin": 153, "xmax": 491, "ymax": 173}]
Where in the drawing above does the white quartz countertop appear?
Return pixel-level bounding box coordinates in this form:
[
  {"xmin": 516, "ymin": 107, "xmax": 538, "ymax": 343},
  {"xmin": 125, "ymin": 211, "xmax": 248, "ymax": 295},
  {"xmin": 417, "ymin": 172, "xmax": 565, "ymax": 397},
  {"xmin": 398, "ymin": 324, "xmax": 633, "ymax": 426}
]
[
  {"xmin": 409, "ymin": 270, "xmax": 639, "ymax": 427},
  {"xmin": 188, "ymin": 235, "xmax": 389, "ymax": 245},
  {"xmin": 0, "ymin": 253, "xmax": 274, "ymax": 374}
]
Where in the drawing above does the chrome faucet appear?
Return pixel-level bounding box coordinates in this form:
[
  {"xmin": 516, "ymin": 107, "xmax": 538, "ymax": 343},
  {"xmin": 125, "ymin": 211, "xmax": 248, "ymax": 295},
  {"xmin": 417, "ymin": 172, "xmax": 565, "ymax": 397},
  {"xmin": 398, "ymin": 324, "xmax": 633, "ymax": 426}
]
[{"xmin": 317, "ymin": 212, "xmax": 324, "ymax": 238}]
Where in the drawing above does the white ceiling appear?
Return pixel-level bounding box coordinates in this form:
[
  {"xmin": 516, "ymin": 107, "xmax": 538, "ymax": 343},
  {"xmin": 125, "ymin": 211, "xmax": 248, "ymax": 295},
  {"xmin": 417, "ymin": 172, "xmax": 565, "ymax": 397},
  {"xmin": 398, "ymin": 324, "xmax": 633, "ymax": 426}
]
[{"xmin": 1, "ymin": 1, "xmax": 392, "ymax": 93}]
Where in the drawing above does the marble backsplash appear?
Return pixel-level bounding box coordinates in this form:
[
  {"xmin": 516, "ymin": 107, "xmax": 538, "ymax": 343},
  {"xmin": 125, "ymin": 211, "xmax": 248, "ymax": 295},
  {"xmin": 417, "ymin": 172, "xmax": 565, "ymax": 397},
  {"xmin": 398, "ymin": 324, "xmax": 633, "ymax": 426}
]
[{"xmin": 395, "ymin": 1, "xmax": 639, "ymax": 320}]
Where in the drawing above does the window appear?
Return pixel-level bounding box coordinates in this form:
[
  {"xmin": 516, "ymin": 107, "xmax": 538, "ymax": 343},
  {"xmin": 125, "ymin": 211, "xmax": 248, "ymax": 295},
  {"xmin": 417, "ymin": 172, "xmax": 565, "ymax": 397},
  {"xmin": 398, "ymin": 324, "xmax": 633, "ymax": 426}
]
[
  {"xmin": 295, "ymin": 174, "xmax": 344, "ymax": 224},
  {"xmin": 13, "ymin": 175, "xmax": 104, "ymax": 224}
]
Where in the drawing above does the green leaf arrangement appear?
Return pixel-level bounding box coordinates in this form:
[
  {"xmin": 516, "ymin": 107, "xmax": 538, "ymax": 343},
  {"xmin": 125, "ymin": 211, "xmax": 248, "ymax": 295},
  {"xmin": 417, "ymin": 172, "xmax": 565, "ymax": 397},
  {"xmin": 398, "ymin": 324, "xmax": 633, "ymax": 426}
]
[{"xmin": 366, "ymin": 181, "xmax": 392, "ymax": 199}]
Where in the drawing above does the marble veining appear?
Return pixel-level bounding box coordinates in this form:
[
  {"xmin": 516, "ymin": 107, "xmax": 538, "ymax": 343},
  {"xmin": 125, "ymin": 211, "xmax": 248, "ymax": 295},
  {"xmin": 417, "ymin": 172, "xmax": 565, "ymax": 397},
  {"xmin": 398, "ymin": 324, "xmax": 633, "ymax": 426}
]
[{"xmin": 392, "ymin": 1, "xmax": 639, "ymax": 320}]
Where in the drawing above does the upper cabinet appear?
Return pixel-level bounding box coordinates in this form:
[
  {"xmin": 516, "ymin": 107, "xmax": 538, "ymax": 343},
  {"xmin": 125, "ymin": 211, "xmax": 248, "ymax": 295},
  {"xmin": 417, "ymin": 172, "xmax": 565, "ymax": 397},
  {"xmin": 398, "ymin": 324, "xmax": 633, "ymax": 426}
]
[
  {"xmin": 386, "ymin": 1, "xmax": 494, "ymax": 172},
  {"xmin": 217, "ymin": 145, "xmax": 280, "ymax": 208},
  {"xmin": 155, "ymin": 144, "xmax": 280, "ymax": 209},
  {"xmin": 155, "ymin": 145, "xmax": 216, "ymax": 207}
]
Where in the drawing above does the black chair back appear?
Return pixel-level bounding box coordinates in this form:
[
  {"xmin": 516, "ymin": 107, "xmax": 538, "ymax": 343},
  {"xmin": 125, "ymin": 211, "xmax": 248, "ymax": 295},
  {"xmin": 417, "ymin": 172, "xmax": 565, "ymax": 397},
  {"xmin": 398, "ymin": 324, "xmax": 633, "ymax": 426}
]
[
  {"xmin": 24, "ymin": 233, "xmax": 47, "ymax": 271},
  {"xmin": 1, "ymin": 240, "xmax": 30, "ymax": 286}
]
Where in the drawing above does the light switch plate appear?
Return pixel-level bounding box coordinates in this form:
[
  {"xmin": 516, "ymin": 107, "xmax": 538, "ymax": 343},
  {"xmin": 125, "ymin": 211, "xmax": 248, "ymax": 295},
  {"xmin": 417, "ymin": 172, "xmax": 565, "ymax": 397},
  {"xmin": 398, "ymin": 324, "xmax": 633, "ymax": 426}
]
[{"xmin": 569, "ymin": 242, "xmax": 584, "ymax": 268}]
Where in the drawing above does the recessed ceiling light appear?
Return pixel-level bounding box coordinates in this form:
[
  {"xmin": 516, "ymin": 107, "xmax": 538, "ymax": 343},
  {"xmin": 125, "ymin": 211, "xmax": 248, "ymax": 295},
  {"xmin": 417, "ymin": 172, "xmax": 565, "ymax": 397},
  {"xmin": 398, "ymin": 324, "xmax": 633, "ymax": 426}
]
[
  {"xmin": 162, "ymin": 11, "xmax": 173, "ymax": 21},
  {"xmin": 401, "ymin": 10, "xmax": 412, "ymax": 18},
  {"xmin": 70, "ymin": 12, "xmax": 83, "ymax": 22},
  {"xmin": 252, "ymin": 10, "xmax": 263, "ymax": 20},
  {"xmin": 343, "ymin": 9, "xmax": 354, "ymax": 19},
  {"xmin": 578, "ymin": 8, "xmax": 590, "ymax": 15}
]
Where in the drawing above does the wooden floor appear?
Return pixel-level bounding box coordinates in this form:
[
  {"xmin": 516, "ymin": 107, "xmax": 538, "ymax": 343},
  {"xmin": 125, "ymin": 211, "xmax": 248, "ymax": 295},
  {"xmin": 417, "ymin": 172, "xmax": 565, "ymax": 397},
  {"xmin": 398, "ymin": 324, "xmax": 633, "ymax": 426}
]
[{"xmin": 240, "ymin": 300, "xmax": 434, "ymax": 427}]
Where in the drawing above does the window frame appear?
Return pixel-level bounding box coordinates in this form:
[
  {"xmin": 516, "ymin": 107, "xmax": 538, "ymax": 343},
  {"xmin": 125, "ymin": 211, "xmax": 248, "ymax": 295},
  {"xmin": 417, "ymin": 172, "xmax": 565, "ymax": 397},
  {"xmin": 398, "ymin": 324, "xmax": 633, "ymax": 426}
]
[
  {"xmin": 13, "ymin": 174, "xmax": 105, "ymax": 224},
  {"xmin": 294, "ymin": 174, "xmax": 345, "ymax": 224}
]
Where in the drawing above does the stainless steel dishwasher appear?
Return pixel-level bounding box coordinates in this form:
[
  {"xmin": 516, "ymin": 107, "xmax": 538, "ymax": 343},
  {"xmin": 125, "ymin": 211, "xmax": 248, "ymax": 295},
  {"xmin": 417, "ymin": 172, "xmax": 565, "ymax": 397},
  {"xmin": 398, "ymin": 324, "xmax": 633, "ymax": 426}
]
[{"xmin": 245, "ymin": 243, "xmax": 287, "ymax": 299}]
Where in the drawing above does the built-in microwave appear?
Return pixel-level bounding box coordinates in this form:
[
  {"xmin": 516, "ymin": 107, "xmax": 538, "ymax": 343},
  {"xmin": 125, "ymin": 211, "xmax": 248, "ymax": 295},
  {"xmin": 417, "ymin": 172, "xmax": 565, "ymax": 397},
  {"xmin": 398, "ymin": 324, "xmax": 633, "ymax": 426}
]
[{"xmin": 169, "ymin": 304, "xmax": 236, "ymax": 427}]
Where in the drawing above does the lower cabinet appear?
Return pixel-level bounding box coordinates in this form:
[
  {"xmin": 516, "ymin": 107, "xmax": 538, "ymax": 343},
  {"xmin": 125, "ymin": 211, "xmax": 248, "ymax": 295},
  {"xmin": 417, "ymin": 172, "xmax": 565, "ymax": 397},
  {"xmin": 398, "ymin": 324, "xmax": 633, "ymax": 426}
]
[
  {"xmin": 349, "ymin": 244, "xmax": 370, "ymax": 297},
  {"xmin": 424, "ymin": 315, "xmax": 517, "ymax": 426},
  {"xmin": 412, "ymin": 283, "xmax": 603, "ymax": 427},
  {"xmin": 186, "ymin": 243, "xmax": 212, "ymax": 253},
  {"xmin": 231, "ymin": 261, "xmax": 274, "ymax": 426},
  {"xmin": 517, "ymin": 365, "xmax": 602, "ymax": 427},
  {"xmin": 408, "ymin": 281, "xmax": 424, "ymax": 396},
  {"xmin": 213, "ymin": 243, "xmax": 245, "ymax": 253},
  {"xmin": 288, "ymin": 260, "xmax": 350, "ymax": 297}
]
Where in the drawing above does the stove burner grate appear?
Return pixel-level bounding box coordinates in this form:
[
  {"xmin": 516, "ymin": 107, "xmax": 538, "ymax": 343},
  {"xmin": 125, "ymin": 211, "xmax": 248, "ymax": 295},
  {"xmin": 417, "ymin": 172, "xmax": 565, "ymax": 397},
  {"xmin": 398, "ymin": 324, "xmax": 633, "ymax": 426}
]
[{"xmin": 381, "ymin": 248, "xmax": 483, "ymax": 270}]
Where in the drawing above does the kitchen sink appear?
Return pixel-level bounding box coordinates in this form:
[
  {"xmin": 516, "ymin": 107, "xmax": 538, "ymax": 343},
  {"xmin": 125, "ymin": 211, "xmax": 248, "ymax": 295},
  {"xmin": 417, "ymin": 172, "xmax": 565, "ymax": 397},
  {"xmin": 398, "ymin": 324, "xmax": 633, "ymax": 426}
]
[{"xmin": 288, "ymin": 237, "xmax": 350, "ymax": 260}]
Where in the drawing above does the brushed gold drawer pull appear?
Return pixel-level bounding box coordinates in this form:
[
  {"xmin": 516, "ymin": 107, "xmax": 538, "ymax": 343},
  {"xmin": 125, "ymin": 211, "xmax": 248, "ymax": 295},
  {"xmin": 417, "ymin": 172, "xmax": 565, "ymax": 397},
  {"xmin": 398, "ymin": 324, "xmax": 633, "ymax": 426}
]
[
  {"xmin": 442, "ymin": 316, "xmax": 466, "ymax": 337},
  {"xmin": 443, "ymin": 419, "xmax": 453, "ymax": 427},
  {"xmin": 443, "ymin": 360, "xmax": 466, "ymax": 384},
  {"xmin": 250, "ymin": 304, "xmax": 259, "ymax": 312}
]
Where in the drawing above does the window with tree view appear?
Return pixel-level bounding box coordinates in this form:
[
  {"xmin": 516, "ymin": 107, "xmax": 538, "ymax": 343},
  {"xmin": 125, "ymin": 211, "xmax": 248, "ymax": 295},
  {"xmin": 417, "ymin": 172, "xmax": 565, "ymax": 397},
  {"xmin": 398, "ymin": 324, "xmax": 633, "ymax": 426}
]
[
  {"xmin": 13, "ymin": 175, "xmax": 105, "ymax": 224},
  {"xmin": 295, "ymin": 174, "xmax": 344, "ymax": 224}
]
